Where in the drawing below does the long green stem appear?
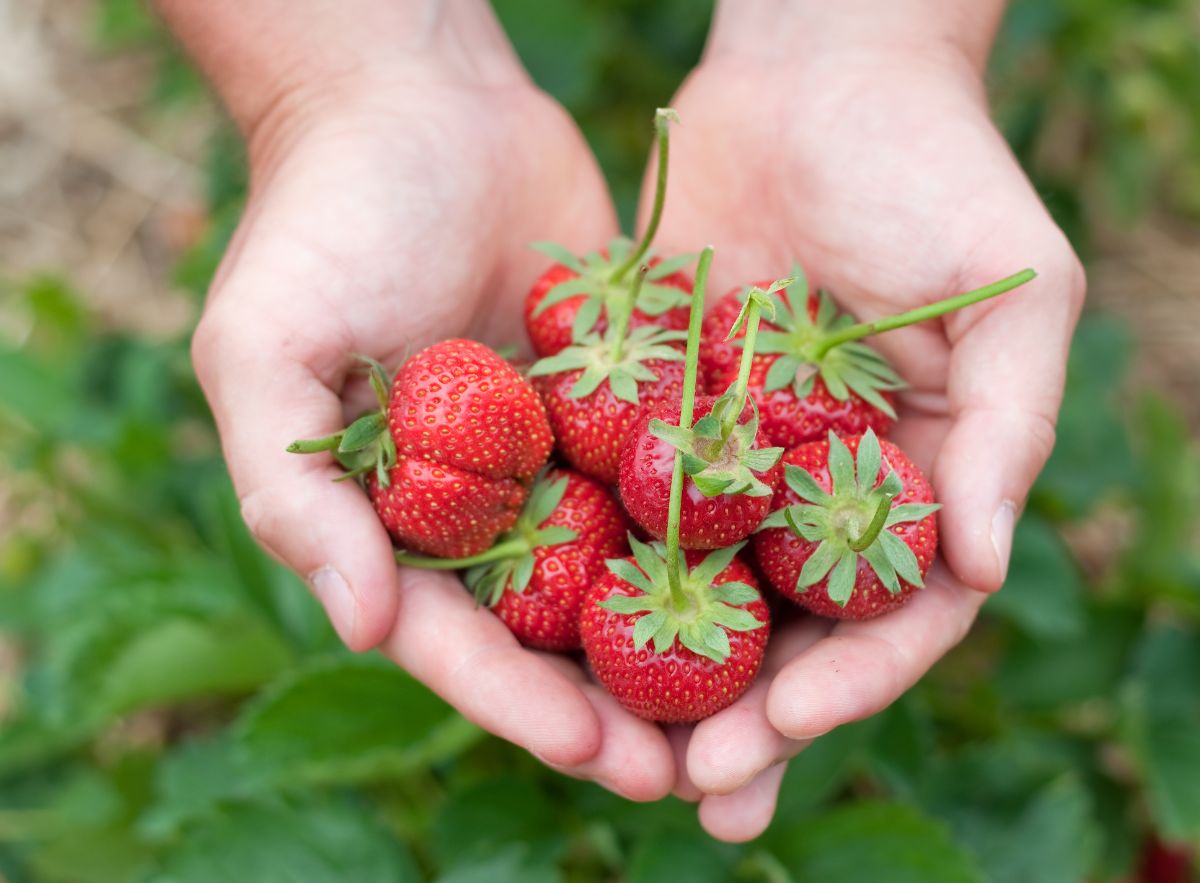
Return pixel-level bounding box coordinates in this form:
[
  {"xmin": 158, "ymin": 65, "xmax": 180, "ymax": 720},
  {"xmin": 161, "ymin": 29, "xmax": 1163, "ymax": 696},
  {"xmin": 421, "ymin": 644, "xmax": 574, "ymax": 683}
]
[
  {"xmin": 811, "ymin": 268, "xmax": 1037, "ymax": 360},
  {"xmin": 609, "ymin": 265, "xmax": 647, "ymax": 361},
  {"xmin": 395, "ymin": 539, "xmax": 527, "ymax": 571},
  {"xmin": 610, "ymin": 108, "xmax": 676, "ymax": 284},
  {"xmin": 665, "ymin": 246, "xmax": 712, "ymax": 605},
  {"xmin": 720, "ymin": 297, "xmax": 762, "ymax": 440}
]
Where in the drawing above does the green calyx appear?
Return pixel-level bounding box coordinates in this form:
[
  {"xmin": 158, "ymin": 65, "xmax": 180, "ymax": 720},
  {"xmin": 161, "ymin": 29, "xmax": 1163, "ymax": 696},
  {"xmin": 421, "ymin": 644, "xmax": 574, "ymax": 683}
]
[
  {"xmin": 598, "ymin": 536, "xmax": 765, "ymax": 664},
  {"xmin": 757, "ymin": 428, "xmax": 940, "ymax": 607},
  {"xmin": 649, "ymin": 282, "xmax": 788, "ymax": 498},
  {"xmin": 286, "ymin": 355, "xmax": 397, "ymax": 487},
  {"xmin": 394, "ymin": 472, "xmax": 578, "ymax": 607},
  {"xmin": 530, "ymin": 109, "xmax": 693, "ymax": 345},
  {"xmin": 527, "ymin": 317, "xmax": 687, "ymax": 405},
  {"xmin": 749, "ymin": 265, "xmax": 1038, "ymax": 419}
]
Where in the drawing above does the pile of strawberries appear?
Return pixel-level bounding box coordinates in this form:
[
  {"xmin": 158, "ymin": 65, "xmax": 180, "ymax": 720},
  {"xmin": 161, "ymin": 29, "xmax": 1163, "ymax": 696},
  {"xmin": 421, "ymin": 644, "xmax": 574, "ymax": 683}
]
[{"xmin": 291, "ymin": 110, "xmax": 1034, "ymax": 724}]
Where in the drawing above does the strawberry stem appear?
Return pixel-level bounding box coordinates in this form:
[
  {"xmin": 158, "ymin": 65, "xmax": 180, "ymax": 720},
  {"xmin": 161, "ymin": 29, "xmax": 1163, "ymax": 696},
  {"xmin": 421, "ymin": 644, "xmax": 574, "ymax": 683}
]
[
  {"xmin": 610, "ymin": 108, "xmax": 677, "ymax": 285},
  {"xmin": 609, "ymin": 265, "xmax": 648, "ymax": 362},
  {"xmin": 720, "ymin": 295, "xmax": 763, "ymax": 440},
  {"xmin": 395, "ymin": 538, "xmax": 529, "ymax": 570},
  {"xmin": 847, "ymin": 493, "xmax": 893, "ymax": 552},
  {"xmin": 665, "ymin": 246, "xmax": 712, "ymax": 605},
  {"xmin": 287, "ymin": 433, "xmax": 342, "ymax": 454},
  {"xmin": 810, "ymin": 268, "xmax": 1037, "ymax": 360}
]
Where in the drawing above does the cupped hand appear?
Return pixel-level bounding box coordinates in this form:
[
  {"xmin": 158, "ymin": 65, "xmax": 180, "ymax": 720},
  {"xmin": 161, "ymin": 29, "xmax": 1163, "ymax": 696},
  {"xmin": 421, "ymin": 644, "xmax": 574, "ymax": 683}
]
[
  {"xmin": 646, "ymin": 42, "xmax": 1085, "ymax": 839},
  {"xmin": 191, "ymin": 74, "xmax": 679, "ymax": 801}
]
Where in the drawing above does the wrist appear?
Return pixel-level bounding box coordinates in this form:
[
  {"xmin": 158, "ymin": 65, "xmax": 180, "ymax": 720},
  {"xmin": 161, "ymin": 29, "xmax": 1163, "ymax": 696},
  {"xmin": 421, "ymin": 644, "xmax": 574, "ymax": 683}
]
[
  {"xmin": 705, "ymin": 0, "xmax": 1005, "ymax": 76},
  {"xmin": 155, "ymin": 0, "xmax": 526, "ymax": 153}
]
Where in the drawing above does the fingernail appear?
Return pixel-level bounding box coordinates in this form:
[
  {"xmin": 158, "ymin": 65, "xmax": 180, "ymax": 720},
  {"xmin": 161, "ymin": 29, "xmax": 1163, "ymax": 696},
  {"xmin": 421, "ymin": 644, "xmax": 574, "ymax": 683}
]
[
  {"xmin": 991, "ymin": 501, "xmax": 1016, "ymax": 580},
  {"xmin": 309, "ymin": 566, "xmax": 357, "ymax": 646}
]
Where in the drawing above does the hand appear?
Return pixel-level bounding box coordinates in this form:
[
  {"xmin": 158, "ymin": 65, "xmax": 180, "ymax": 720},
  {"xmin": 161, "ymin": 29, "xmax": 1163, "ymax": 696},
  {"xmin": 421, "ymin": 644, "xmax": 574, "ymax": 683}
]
[
  {"xmin": 190, "ymin": 65, "xmax": 681, "ymax": 801},
  {"xmin": 644, "ymin": 19, "xmax": 1086, "ymax": 839}
]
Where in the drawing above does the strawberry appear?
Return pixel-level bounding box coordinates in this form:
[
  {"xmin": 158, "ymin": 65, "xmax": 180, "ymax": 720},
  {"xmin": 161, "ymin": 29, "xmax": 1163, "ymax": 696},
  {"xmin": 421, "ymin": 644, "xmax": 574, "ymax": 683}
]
[
  {"xmin": 289, "ymin": 340, "xmax": 553, "ymax": 557},
  {"xmin": 580, "ymin": 540, "xmax": 769, "ymax": 723},
  {"xmin": 524, "ymin": 109, "xmax": 694, "ymax": 358},
  {"xmin": 525, "ymin": 254, "xmax": 692, "ymax": 358},
  {"xmin": 754, "ymin": 429, "xmax": 939, "ymax": 620},
  {"xmin": 618, "ymin": 285, "xmax": 789, "ymax": 549},
  {"xmin": 620, "ymin": 395, "xmax": 782, "ymax": 549},
  {"xmin": 701, "ymin": 267, "xmax": 1039, "ymax": 448},
  {"xmin": 396, "ymin": 469, "xmax": 630, "ymax": 651}
]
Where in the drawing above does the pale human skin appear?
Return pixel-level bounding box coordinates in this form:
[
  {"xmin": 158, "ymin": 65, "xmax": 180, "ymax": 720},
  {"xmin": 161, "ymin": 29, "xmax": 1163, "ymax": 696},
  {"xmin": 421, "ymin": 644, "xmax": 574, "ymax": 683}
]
[{"xmin": 160, "ymin": 0, "xmax": 1084, "ymax": 841}]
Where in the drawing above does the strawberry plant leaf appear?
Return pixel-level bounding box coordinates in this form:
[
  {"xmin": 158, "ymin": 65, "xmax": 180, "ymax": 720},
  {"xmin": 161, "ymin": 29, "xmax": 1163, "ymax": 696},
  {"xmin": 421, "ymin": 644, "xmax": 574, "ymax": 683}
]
[
  {"xmin": 604, "ymin": 558, "xmax": 654, "ymax": 594},
  {"xmin": 855, "ymin": 429, "xmax": 882, "ymax": 491},
  {"xmin": 797, "ymin": 539, "xmax": 840, "ymax": 589},
  {"xmin": 712, "ymin": 582, "xmax": 758, "ymax": 605},
  {"xmin": 632, "ymin": 609, "xmax": 668, "ymax": 648},
  {"xmin": 826, "ymin": 550, "xmax": 859, "ymax": 606},
  {"xmin": 688, "ymin": 543, "xmax": 745, "ymax": 586},
  {"xmin": 530, "ymin": 241, "xmax": 585, "ymax": 274},
  {"xmin": 785, "ymin": 463, "xmax": 833, "ymax": 504},
  {"xmin": 827, "ymin": 433, "xmax": 856, "ymax": 495},
  {"xmin": 644, "ymin": 252, "xmax": 697, "ymax": 279},
  {"xmin": 879, "ymin": 530, "xmax": 924, "ymax": 587}
]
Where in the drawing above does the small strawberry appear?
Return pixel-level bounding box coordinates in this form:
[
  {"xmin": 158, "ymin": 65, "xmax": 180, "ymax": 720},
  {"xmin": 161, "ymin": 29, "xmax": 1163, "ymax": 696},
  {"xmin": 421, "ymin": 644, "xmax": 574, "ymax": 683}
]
[
  {"xmin": 529, "ymin": 267, "xmax": 689, "ymax": 485},
  {"xmin": 289, "ymin": 340, "xmax": 553, "ymax": 557},
  {"xmin": 580, "ymin": 247, "xmax": 770, "ymax": 723},
  {"xmin": 396, "ymin": 469, "xmax": 630, "ymax": 651},
  {"xmin": 581, "ymin": 540, "xmax": 769, "ymax": 723},
  {"xmin": 754, "ymin": 429, "xmax": 939, "ymax": 620},
  {"xmin": 524, "ymin": 108, "xmax": 694, "ymax": 358},
  {"xmin": 701, "ymin": 267, "xmax": 1038, "ymax": 448},
  {"xmin": 619, "ymin": 284, "xmax": 788, "ymax": 549}
]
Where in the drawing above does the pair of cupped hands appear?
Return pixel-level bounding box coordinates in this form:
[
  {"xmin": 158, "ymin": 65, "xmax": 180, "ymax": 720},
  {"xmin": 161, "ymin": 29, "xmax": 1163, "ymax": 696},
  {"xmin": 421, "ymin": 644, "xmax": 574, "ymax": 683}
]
[{"xmin": 191, "ymin": 38, "xmax": 1084, "ymax": 841}]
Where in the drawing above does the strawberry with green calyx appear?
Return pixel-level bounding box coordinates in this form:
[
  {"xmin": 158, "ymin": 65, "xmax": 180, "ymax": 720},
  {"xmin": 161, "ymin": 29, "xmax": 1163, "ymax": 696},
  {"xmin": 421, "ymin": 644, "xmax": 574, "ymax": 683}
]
[
  {"xmin": 529, "ymin": 266, "xmax": 689, "ymax": 484},
  {"xmin": 754, "ymin": 429, "xmax": 939, "ymax": 620},
  {"xmin": 701, "ymin": 267, "xmax": 1038, "ymax": 448},
  {"xmin": 395, "ymin": 469, "xmax": 629, "ymax": 651},
  {"xmin": 580, "ymin": 248, "xmax": 770, "ymax": 723},
  {"xmin": 617, "ymin": 281, "xmax": 790, "ymax": 549},
  {"xmin": 524, "ymin": 108, "xmax": 694, "ymax": 358},
  {"xmin": 289, "ymin": 339, "xmax": 553, "ymax": 558}
]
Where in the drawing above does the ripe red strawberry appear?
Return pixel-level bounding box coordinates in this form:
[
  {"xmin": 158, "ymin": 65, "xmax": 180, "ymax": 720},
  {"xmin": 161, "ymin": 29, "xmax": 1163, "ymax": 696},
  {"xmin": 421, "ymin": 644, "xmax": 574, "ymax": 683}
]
[
  {"xmin": 620, "ymin": 395, "xmax": 782, "ymax": 549},
  {"xmin": 525, "ymin": 109, "xmax": 693, "ymax": 358},
  {"xmin": 754, "ymin": 429, "xmax": 939, "ymax": 619},
  {"xmin": 701, "ymin": 267, "xmax": 1038, "ymax": 448},
  {"xmin": 700, "ymin": 275, "xmax": 897, "ymax": 448},
  {"xmin": 525, "ymin": 255, "xmax": 692, "ymax": 358},
  {"xmin": 532, "ymin": 349, "xmax": 687, "ymax": 485},
  {"xmin": 289, "ymin": 340, "xmax": 553, "ymax": 558},
  {"xmin": 580, "ymin": 541, "xmax": 769, "ymax": 723},
  {"xmin": 397, "ymin": 469, "xmax": 630, "ymax": 651}
]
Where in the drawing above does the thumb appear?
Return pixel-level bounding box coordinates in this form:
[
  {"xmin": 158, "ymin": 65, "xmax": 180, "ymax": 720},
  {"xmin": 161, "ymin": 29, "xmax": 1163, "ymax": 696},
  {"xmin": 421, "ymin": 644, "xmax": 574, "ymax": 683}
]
[
  {"xmin": 192, "ymin": 294, "xmax": 400, "ymax": 651},
  {"xmin": 935, "ymin": 239, "xmax": 1086, "ymax": 592}
]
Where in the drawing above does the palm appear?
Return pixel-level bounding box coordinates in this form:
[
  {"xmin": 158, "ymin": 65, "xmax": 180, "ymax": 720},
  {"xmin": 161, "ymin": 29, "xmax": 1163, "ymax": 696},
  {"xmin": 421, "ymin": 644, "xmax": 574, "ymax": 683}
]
[{"xmin": 643, "ymin": 57, "xmax": 1083, "ymax": 835}]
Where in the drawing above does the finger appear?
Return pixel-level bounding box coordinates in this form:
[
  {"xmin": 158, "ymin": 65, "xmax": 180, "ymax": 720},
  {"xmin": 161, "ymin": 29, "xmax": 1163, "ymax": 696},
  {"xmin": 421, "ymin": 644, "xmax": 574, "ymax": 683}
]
[
  {"xmin": 767, "ymin": 564, "xmax": 986, "ymax": 740},
  {"xmin": 666, "ymin": 725, "xmax": 703, "ymax": 802},
  {"xmin": 687, "ymin": 619, "xmax": 827, "ymax": 795},
  {"xmin": 936, "ymin": 232, "xmax": 1086, "ymax": 591},
  {"xmin": 193, "ymin": 294, "xmax": 400, "ymax": 651},
  {"xmin": 697, "ymin": 762, "xmax": 788, "ymax": 843},
  {"xmin": 545, "ymin": 684, "xmax": 677, "ymax": 803},
  {"xmin": 381, "ymin": 569, "xmax": 602, "ymax": 768}
]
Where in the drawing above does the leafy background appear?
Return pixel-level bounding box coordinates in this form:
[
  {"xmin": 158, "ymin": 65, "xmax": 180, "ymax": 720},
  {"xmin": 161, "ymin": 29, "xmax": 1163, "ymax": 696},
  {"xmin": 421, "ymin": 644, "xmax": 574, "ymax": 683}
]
[{"xmin": 2, "ymin": 0, "xmax": 1199, "ymax": 881}]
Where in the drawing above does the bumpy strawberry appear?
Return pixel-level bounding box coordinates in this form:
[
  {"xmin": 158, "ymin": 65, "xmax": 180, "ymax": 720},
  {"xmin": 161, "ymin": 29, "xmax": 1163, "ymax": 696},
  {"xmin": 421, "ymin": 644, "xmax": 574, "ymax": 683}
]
[
  {"xmin": 524, "ymin": 109, "xmax": 694, "ymax": 358},
  {"xmin": 701, "ymin": 267, "xmax": 1038, "ymax": 448},
  {"xmin": 754, "ymin": 429, "xmax": 939, "ymax": 620},
  {"xmin": 581, "ymin": 540, "xmax": 769, "ymax": 723},
  {"xmin": 525, "ymin": 254, "xmax": 692, "ymax": 358},
  {"xmin": 619, "ymin": 285, "xmax": 788, "ymax": 548},
  {"xmin": 289, "ymin": 341, "xmax": 553, "ymax": 557},
  {"xmin": 529, "ymin": 267, "xmax": 689, "ymax": 484},
  {"xmin": 396, "ymin": 469, "xmax": 630, "ymax": 651}
]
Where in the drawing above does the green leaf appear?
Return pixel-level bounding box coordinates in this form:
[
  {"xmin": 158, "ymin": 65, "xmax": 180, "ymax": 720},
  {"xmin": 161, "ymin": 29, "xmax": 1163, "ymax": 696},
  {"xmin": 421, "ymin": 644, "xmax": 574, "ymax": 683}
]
[
  {"xmin": 797, "ymin": 539, "xmax": 841, "ymax": 589},
  {"xmin": 861, "ymin": 541, "xmax": 901, "ymax": 593},
  {"xmin": 644, "ymin": 252, "xmax": 697, "ymax": 279},
  {"xmin": 742, "ymin": 446, "xmax": 784, "ymax": 472},
  {"xmin": 569, "ymin": 364, "xmax": 609, "ymax": 399},
  {"xmin": 145, "ymin": 796, "xmax": 420, "ymax": 883},
  {"xmin": 886, "ymin": 503, "xmax": 942, "ymax": 527},
  {"xmin": 826, "ymin": 432, "xmax": 855, "ymax": 494},
  {"xmin": 709, "ymin": 603, "xmax": 764, "ymax": 632},
  {"xmin": 512, "ymin": 554, "xmax": 535, "ymax": 593},
  {"xmin": 648, "ymin": 419, "xmax": 693, "ymax": 450},
  {"xmin": 597, "ymin": 594, "xmax": 657, "ymax": 615},
  {"xmin": 604, "ymin": 557, "xmax": 654, "ymax": 593},
  {"xmin": 765, "ymin": 801, "xmax": 984, "ymax": 883},
  {"xmin": 712, "ymin": 582, "xmax": 758, "ymax": 605},
  {"xmin": 527, "ymin": 349, "xmax": 591, "ymax": 377},
  {"xmin": 528, "ymin": 474, "xmax": 571, "ymax": 524},
  {"xmin": 337, "ymin": 412, "xmax": 385, "ymax": 452},
  {"xmin": 820, "ymin": 362, "xmax": 850, "ymax": 400},
  {"xmin": 529, "ymin": 241, "xmax": 585, "ymax": 274},
  {"xmin": 629, "ymin": 535, "xmax": 668, "ymax": 585},
  {"xmin": 236, "ymin": 657, "xmax": 480, "ymax": 785},
  {"xmin": 688, "ymin": 543, "xmax": 744, "ymax": 586},
  {"xmin": 879, "ymin": 530, "xmax": 925, "ymax": 587},
  {"xmin": 570, "ymin": 296, "xmax": 603, "ymax": 342},
  {"xmin": 692, "ymin": 472, "xmax": 734, "ymax": 496},
  {"xmin": 855, "ymin": 428, "xmax": 882, "ymax": 491},
  {"xmin": 533, "ymin": 526, "xmax": 577, "ymax": 547},
  {"xmin": 632, "ymin": 609, "xmax": 669, "ymax": 648},
  {"xmin": 627, "ymin": 827, "xmax": 737, "ymax": 883},
  {"xmin": 826, "ymin": 550, "xmax": 859, "ymax": 606},
  {"xmin": 785, "ymin": 463, "xmax": 832, "ymax": 504},
  {"xmin": 986, "ymin": 514, "xmax": 1085, "ymax": 639},
  {"xmin": 607, "ymin": 368, "xmax": 640, "ymax": 404},
  {"xmin": 764, "ymin": 354, "xmax": 802, "ymax": 392}
]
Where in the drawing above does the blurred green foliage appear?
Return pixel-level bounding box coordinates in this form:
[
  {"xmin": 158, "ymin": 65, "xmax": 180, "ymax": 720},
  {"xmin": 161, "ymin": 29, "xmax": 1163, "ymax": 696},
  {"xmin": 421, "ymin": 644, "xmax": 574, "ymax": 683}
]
[{"xmin": 2, "ymin": 0, "xmax": 1199, "ymax": 880}]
